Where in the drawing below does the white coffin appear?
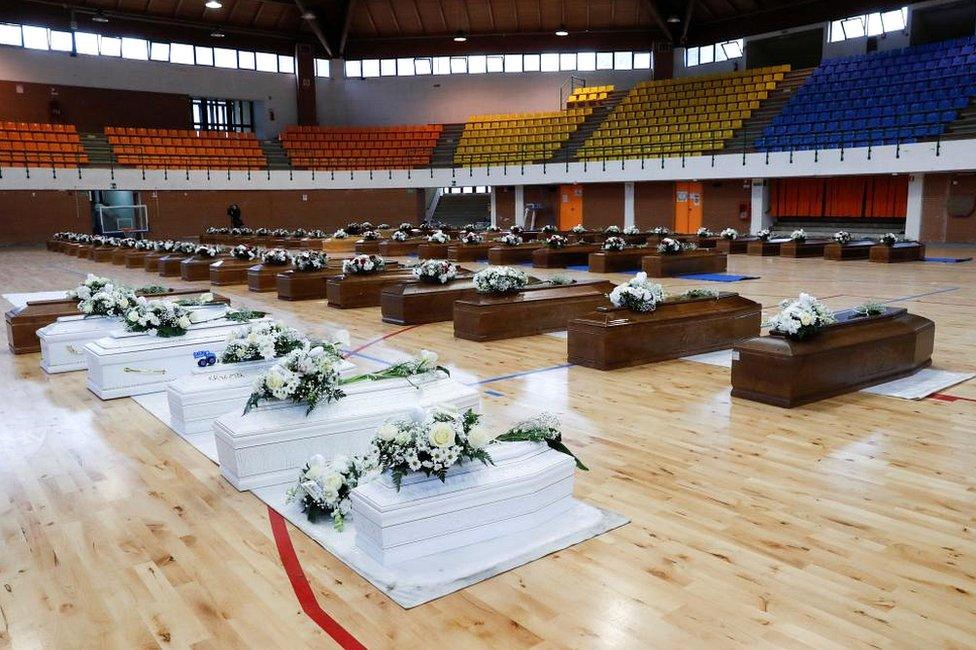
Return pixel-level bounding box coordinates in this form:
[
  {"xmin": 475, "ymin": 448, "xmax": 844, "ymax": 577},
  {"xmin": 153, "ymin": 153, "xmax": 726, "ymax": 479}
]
[
  {"xmin": 213, "ymin": 372, "xmax": 480, "ymax": 491},
  {"xmin": 39, "ymin": 315, "xmax": 119, "ymax": 374},
  {"xmin": 83, "ymin": 313, "xmax": 271, "ymax": 400},
  {"xmin": 165, "ymin": 357, "xmax": 358, "ymax": 437},
  {"xmin": 350, "ymin": 442, "xmax": 575, "ymax": 565}
]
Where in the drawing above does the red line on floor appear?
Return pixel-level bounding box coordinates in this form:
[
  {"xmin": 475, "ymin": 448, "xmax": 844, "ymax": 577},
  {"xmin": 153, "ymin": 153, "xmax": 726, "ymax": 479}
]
[
  {"xmin": 346, "ymin": 323, "xmax": 425, "ymax": 356},
  {"xmin": 929, "ymin": 392, "xmax": 976, "ymax": 404},
  {"xmin": 267, "ymin": 507, "xmax": 367, "ymax": 650}
]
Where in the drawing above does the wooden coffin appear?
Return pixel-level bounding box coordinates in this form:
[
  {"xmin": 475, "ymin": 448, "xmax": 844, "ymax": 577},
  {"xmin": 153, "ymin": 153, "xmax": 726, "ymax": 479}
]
[
  {"xmin": 299, "ymin": 237, "xmax": 325, "ymax": 249},
  {"xmin": 715, "ymin": 237, "xmax": 756, "ymax": 254},
  {"xmin": 111, "ymin": 248, "xmax": 131, "ymax": 265},
  {"xmin": 91, "ymin": 247, "xmax": 116, "ymax": 262},
  {"xmin": 80, "ymin": 245, "xmax": 99, "ymax": 259},
  {"xmin": 730, "ymin": 307, "xmax": 934, "ymax": 408},
  {"xmin": 322, "ymin": 238, "xmax": 358, "ymax": 254},
  {"xmin": 453, "ymin": 281, "xmax": 615, "ymax": 341},
  {"xmin": 578, "ymin": 232, "xmax": 606, "ymax": 243},
  {"xmin": 378, "ymin": 240, "xmax": 422, "ymax": 256},
  {"xmin": 209, "ymin": 258, "xmax": 255, "ymax": 285},
  {"xmin": 158, "ymin": 254, "xmax": 191, "ymax": 276},
  {"xmin": 747, "ymin": 238, "xmax": 790, "ymax": 256},
  {"xmin": 532, "ymin": 244, "xmax": 599, "ymax": 268},
  {"xmin": 696, "ymin": 236, "xmax": 719, "ymax": 249},
  {"xmin": 142, "ymin": 252, "xmax": 166, "ymax": 272},
  {"xmin": 124, "ymin": 250, "xmax": 150, "ymax": 268},
  {"xmin": 354, "ymin": 240, "xmax": 382, "ymax": 254},
  {"xmin": 416, "ymin": 242, "xmax": 450, "ymax": 259},
  {"xmin": 181, "ymin": 256, "xmax": 228, "ymax": 281},
  {"xmin": 64, "ymin": 244, "xmax": 82, "ymax": 257},
  {"xmin": 380, "ymin": 274, "xmax": 539, "ymax": 325},
  {"xmin": 487, "ymin": 243, "xmax": 545, "ymax": 265},
  {"xmin": 641, "ymin": 250, "xmax": 728, "ymax": 277},
  {"xmin": 869, "ymin": 242, "xmax": 926, "ymax": 263},
  {"xmin": 247, "ymin": 263, "xmax": 292, "ymax": 292},
  {"xmin": 587, "ymin": 248, "xmax": 651, "ymax": 273},
  {"xmin": 325, "ymin": 269, "xmax": 417, "ymax": 309},
  {"xmin": 823, "ymin": 240, "xmax": 875, "ymax": 260},
  {"xmin": 622, "ymin": 234, "xmax": 649, "ymax": 246},
  {"xmin": 46, "ymin": 239, "xmax": 60, "ymax": 251},
  {"xmin": 780, "ymin": 239, "xmax": 831, "ymax": 258},
  {"xmin": 276, "ymin": 268, "xmax": 341, "ymax": 301},
  {"xmin": 447, "ymin": 243, "xmax": 492, "ymax": 262},
  {"xmin": 567, "ymin": 293, "xmax": 762, "ymax": 370}
]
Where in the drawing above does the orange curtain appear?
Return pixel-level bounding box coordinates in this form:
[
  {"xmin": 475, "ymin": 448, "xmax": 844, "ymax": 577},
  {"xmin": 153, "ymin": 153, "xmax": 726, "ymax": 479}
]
[
  {"xmin": 824, "ymin": 177, "xmax": 867, "ymax": 217},
  {"xmin": 771, "ymin": 178, "xmax": 825, "ymax": 217},
  {"xmin": 864, "ymin": 175, "xmax": 908, "ymax": 218},
  {"xmin": 771, "ymin": 176, "xmax": 906, "ymax": 219}
]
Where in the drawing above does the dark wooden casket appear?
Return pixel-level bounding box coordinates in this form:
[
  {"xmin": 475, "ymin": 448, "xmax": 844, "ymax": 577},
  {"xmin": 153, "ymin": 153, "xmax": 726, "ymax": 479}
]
[
  {"xmin": 746, "ymin": 238, "xmax": 790, "ymax": 256},
  {"xmin": 142, "ymin": 252, "xmax": 166, "ymax": 272},
  {"xmin": 158, "ymin": 254, "xmax": 192, "ymax": 276},
  {"xmin": 487, "ymin": 243, "xmax": 545, "ymax": 265},
  {"xmin": 378, "ymin": 240, "xmax": 422, "ymax": 256},
  {"xmin": 453, "ymin": 280, "xmax": 615, "ymax": 341},
  {"xmin": 641, "ymin": 250, "xmax": 728, "ymax": 277},
  {"xmin": 111, "ymin": 248, "xmax": 131, "ymax": 265},
  {"xmin": 276, "ymin": 268, "xmax": 342, "ymax": 301},
  {"xmin": 247, "ymin": 263, "xmax": 293, "ymax": 292},
  {"xmin": 299, "ymin": 237, "xmax": 326, "ymax": 249},
  {"xmin": 325, "ymin": 270, "xmax": 418, "ymax": 309},
  {"xmin": 675, "ymin": 234, "xmax": 718, "ymax": 249},
  {"xmin": 531, "ymin": 244, "xmax": 600, "ymax": 268},
  {"xmin": 416, "ymin": 242, "xmax": 451, "ymax": 259},
  {"xmin": 730, "ymin": 307, "xmax": 934, "ymax": 408},
  {"xmin": 181, "ymin": 256, "xmax": 228, "ymax": 281},
  {"xmin": 587, "ymin": 248, "xmax": 651, "ymax": 273},
  {"xmin": 448, "ymin": 243, "xmax": 492, "ymax": 262},
  {"xmin": 715, "ymin": 237, "xmax": 757, "ymax": 254},
  {"xmin": 46, "ymin": 239, "xmax": 61, "ymax": 251},
  {"xmin": 823, "ymin": 240, "xmax": 875, "ymax": 261},
  {"xmin": 64, "ymin": 243, "xmax": 82, "ymax": 257},
  {"xmin": 77, "ymin": 245, "xmax": 95, "ymax": 259},
  {"xmin": 869, "ymin": 242, "xmax": 926, "ymax": 263},
  {"xmin": 380, "ymin": 274, "xmax": 539, "ymax": 325},
  {"xmin": 780, "ymin": 239, "xmax": 832, "ymax": 258},
  {"xmin": 91, "ymin": 247, "xmax": 116, "ymax": 262},
  {"xmin": 124, "ymin": 250, "xmax": 150, "ymax": 268},
  {"xmin": 209, "ymin": 258, "xmax": 256, "ymax": 285},
  {"xmin": 567, "ymin": 293, "xmax": 762, "ymax": 370},
  {"xmin": 354, "ymin": 240, "xmax": 382, "ymax": 254}
]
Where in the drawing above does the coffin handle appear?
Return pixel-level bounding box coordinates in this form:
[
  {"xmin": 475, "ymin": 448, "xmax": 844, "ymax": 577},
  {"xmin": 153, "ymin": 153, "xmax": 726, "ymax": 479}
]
[
  {"xmin": 66, "ymin": 345, "xmax": 83, "ymax": 355},
  {"xmin": 123, "ymin": 367, "xmax": 167, "ymax": 375}
]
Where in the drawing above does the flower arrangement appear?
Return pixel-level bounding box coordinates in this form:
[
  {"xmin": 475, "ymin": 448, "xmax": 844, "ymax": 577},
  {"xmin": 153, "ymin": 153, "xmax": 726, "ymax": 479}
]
[
  {"xmin": 136, "ymin": 284, "xmax": 169, "ymax": 295},
  {"xmin": 391, "ymin": 230, "xmax": 409, "ymax": 242},
  {"xmin": 696, "ymin": 227, "xmax": 715, "ymax": 237},
  {"xmin": 75, "ymin": 234, "xmax": 93, "ymax": 244},
  {"xmin": 68, "ymin": 274, "xmax": 113, "ymax": 301},
  {"xmin": 173, "ymin": 292, "xmax": 216, "ymax": 307},
  {"xmin": 571, "ymin": 224, "xmax": 587, "ymax": 234},
  {"xmin": 604, "ymin": 225, "xmax": 621, "ymax": 234},
  {"xmin": 230, "ymin": 245, "xmax": 256, "ymax": 261},
  {"xmin": 485, "ymin": 225, "xmax": 502, "ymax": 233},
  {"xmin": 412, "ymin": 259, "xmax": 459, "ymax": 284},
  {"xmin": 766, "ymin": 293, "xmax": 837, "ymax": 341},
  {"xmin": 720, "ymin": 228, "xmax": 739, "ymax": 240},
  {"xmin": 495, "ymin": 412, "xmax": 588, "ymax": 470},
  {"xmin": 657, "ymin": 238, "xmax": 683, "ymax": 255},
  {"xmin": 293, "ymin": 228, "xmax": 309, "ymax": 238},
  {"xmin": 649, "ymin": 226, "xmax": 671, "ymax": 235},
  {"xmin": 371, "ymin": 408, "xmax": 494, "ymax": 490},
  {"xmin": 119, "ymin": 238, "xmax": 138, "ymax": 249},
  {"xmin": 510, "ymin": 225, "xmax": 524, "ymax": 235},
  {"xmin": 473, "ymin": 266, "xmax": 528, "ymax": 294},
  {"xmin": 342, "ymin": 254, "xmax": 386, "ymax": 275},
  {"xmin": 854, "ymin": 299, "xmax": 887, "ymax": 317},
  {"xmin": 224, "ymin": 308, "xmax": 269, "ymax": 323},
  {"xmin": 549, "ymin": 275, "xmax": 573, "ymax": 285},
  {"xmin": 359, "ymin": 230, "xmax": 380, "ymax": 241},
  {"xmin": 261, "ymin": 248, "xmax": 292, "ymax": 266},
  {"xmin": 397, "ymin": 222, "xmax": 413, "ymax": 232},
  {"xmin": 377, "ymin": 223, "xmax": 391, "ymax": 230},
  {"xmin": 880, "ymin": 232, "xmax": 901, "ymax": 246},
  {"xmin": 193, "ymin": 245, "xmax": 222, "ymax": 259},
  {"xmin": 134, "ymin": 240, "xmax": 154, "ymax": 250},
  {"xmin": 603, "ymin": 236, "xmax": 626, "ymax": 251},
  {"xmin": 427, "ymin": 230, "xmax": 450, "ymax": 244},
  {"xmin": 231, "ymin": 227, "xmax": 254, "ymax": 235},
  {"xmin": 153, "ymin": 240, "xmax": 177, "ymax": 252},
  {"xmin": 682, "ymin": 241, "xmax": 698, "ymax": 252},
  {"xmin": 757, "ymin": 228, "xmax": 772, "ymax": 241},
  {"xmin": 175, "ymin": 242, "xmax": 197, "ymax": 255},
  {"xmin": 245, "ymin": 345, "xmax": 346, "ymax": 415},
  {"xmin": 255, "ymin": 227, "xmax": 271, "ymax": 236},
  {"xmin": 219, "ymin": 321, "xmax": 307, "ymax": 364},
  {"xmin": 292, "ymin": 251, "xmax": 328, "ymax": 272},
  {"xmin": 342, "ymin": 350, "xmax": 448, "ymax": 388},
  {"xmin": 608, "ymin": 272, "xmax": 665, "ymax": 313},
  {"xmin": 360, "ymin": 222, "xmax": 374, "ymax": 230},
  {"xmin": 790, "ymin": 229, "xmax": 807, "ymax": 242},
  {"xmin": 286, "ymin": 454, "xmax": 377, "ymax": 530},
  {"xmin": 624, "ymin": 226, "xmax": 641, "ymax": 235},
  {"xmin": 547, "ymin": 235, "xmax": 569, "ymax": 249},
  {"xmin": 332, "ymin": 229, "xmax": 349, "ymax": 239},
  {"xmin": 271, "ymin": 228, "xmax": 290, "ymax": 237},
  {"xmin": 123, "ymin": 299, "xmax": 194, "ymax": 338},
  {"xmin": 206, "ymin": 227, "xmax": 224, "ymax": 234},
  {"xmin": 309, "ymin": 229, "xmax": 328, "ymax": 238},
  {"xmin": 681, "ymin": 288, "xmax": 720, "ymax": 299},
  {"xmin": 833, "ymin": 231, "xmax": 852, "ymax": 244},
  {"xmin": 78, "ymin": 285, "xmax": 138, "ymax": 318},
  {"xmin": 540, "ymin": 225, "xmax": 556, "ymax": 234},
  {"xmin": 345, "ymin": 223, "xmax": 363, "ymax": 234},
  {"xmin": 460, "ymin": 232, "xmax": 484, "ymax": 245},
  {"xmin": 497, "ymin": 233, "xmax": 523, "ymax": 246}
]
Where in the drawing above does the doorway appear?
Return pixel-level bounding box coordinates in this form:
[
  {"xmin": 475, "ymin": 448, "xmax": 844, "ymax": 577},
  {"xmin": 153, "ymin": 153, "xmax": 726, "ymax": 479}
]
[
  {"xmin": 558, "ymin": 185, "xmax": 583, "ymax": 230},
  {"xmin": 674, "ymin": 182, "xmax": 703, "ymax": 234}
]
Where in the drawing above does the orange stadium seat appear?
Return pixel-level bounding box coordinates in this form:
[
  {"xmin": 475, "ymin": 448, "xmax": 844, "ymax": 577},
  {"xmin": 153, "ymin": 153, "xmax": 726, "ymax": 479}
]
[{"xmin": 279, "ymin": 124, "xmax": 443, "ymax": 170}]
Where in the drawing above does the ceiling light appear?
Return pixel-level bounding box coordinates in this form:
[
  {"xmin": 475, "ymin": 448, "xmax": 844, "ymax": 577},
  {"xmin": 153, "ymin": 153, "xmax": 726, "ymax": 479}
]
[
  {"xmin": 555, "ymin": 26, "xmax": 569, "ymax": 36},
  {"xmin": 210, "ymin": 30, "xmax": 225, "ymax": 38},
  {"xmin": 453, "ymin": 32, "xmax": 467, "ymax": 42},
  {"xmin": 301, "ymin": 11, "xmax": 316, "ymax": 20},
  {"xmin": 91, "ymin": 12, "xmax": 109, "ymax": 23},
  {"xmin": 667, "ymin": 15, "xmax": 681, "ymax": 23},
  {"xmin": 205, "ymin": 0, "xmax": 223, "ymax": 9}
]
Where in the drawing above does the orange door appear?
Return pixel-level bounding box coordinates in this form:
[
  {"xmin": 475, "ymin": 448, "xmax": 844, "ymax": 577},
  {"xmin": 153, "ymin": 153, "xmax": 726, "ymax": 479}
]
[
  {"xmin": 559, "ymin": 184, "xmax": 583, "ymax": 230},
  {"xmin": 674, "ymin": 182, "xmax": 703, "ymax": 233}
]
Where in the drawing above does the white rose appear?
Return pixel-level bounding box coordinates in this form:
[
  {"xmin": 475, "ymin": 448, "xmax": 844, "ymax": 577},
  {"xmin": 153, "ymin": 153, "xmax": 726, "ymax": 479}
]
[
  {"xmin": 200, "ymin": 293, "xmax": 214, "ymax": 303},
  {"xmin": 466, "ymin": 425, "xmax": 495, "ymax": 449},
  {"xmin": 428, "ymin": 422, "xmax": 456, "ymax": 448},
  {"xmin": 377, "ymin": 424, "xmax": 398, "ymax": 442},
  {"xmin": 306, "ymin": 465, "xmax": 328, "ymax": 481},
  {"xmin": 264, "ymin": 371, "xmax": 285, "ymax": 390},
  {"xmin": 323, "ymin": 473, "xmax": 343, "ymax": 491},
  {"xmin": 307, "ymin": 454, "xmax": 326, "ymax": 467},
  {"xmin": 419, "ymin": 349, "xmax": 438, "ymax": 366},
  {"xmin": 394, "ymin": 430, "xmax": 411, "ymax": 445}
]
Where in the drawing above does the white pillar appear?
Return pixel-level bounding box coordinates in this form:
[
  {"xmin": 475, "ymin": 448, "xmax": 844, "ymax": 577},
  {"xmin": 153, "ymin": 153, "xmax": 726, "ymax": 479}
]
[
  {"xmin": 750, "ymin": 179, "xmax": 771, "ymax": 234},
  {"xmin": 623, "ymin": 182, "xmax": 635, "ymax": 229},
  {"xmin": 514, "ymin": 186, "xmax": 525, "ymax": 227},
  {"xmin": 489, "ymin": 188, "xmax": 497, "ymax": 227},
  {"xmin": 905, "ymin": 173, "xmax": 924, "ymax": 241}
]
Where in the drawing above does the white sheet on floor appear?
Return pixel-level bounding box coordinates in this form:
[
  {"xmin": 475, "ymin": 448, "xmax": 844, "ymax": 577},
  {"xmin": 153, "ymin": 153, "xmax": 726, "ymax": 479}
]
[
  {"xmin": 544, "ymin": 330, "xmax": 569, "ymax": 339},
  {"xmin": 131, "ymin": 392, "xmax": 219, "ymax": 463},
  {"xmin": 861, "ymin": 368, "xmax": 975, "ymax": 400},
  {"xmin": 2, "ymin": 291, "xmax": 70, "ymax": 308},
  {"xmin": 681, "ymin": 348, "xmax": 734, "ymax": 368}
]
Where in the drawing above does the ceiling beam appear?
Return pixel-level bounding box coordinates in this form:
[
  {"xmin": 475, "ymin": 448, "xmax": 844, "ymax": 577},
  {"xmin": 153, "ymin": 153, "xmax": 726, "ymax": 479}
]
[
  {"xmin": 293, "ymin": 0, "xmax": 333, "ymax": 56},
  {"xmin": 338, "ymin": 0, "xmax": 357, "ymax": 55},
  {"xmin": 680, "ymin": 0, "xmax": 695, "ymax": 44},
  {"xmin": 641, "ymin": 0, "xmax": 673, "ymax": 41}
]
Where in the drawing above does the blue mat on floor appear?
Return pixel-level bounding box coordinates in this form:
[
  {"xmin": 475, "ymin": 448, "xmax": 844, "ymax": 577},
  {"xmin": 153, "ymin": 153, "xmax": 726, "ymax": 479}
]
[
  {"xmin": 566, "ymin": 265, "xmax": 590, "ymax": 271},
  {"xmin": 677, "ymin": 273, "xmax": 760, "ymax": 282},
  {"xmin": 924, "ymin": 257, "xmax": 972, "ymax": 263}
]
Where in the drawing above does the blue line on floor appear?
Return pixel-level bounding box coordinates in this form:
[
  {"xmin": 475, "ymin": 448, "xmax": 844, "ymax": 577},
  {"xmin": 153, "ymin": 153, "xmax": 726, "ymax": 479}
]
[
  {"xmin": 885, "ymin": 287, "xmax": 959, "ymax": 304},
  {"xmin": 484, "ymin": 389, "xmax": 505, "ymax": 397},
  {"xmin": 467, "ymin": 363, "xmax": 574, "ymax": 386}
]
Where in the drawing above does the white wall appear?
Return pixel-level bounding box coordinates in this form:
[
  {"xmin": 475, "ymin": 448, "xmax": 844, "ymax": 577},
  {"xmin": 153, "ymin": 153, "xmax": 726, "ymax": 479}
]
[{"xmin": 0, "ymin": 46, "xmax": 297, "ymax": 138}]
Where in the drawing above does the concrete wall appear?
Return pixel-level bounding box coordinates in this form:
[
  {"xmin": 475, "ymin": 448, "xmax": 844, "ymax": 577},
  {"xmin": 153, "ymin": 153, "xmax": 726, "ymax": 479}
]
[{"xmin": 920, "ymin": 172, "xmax": 976, "ymax": 243}]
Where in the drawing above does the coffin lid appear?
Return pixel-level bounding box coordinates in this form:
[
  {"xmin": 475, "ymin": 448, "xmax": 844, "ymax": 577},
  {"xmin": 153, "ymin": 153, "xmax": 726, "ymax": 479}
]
[{"xmin": 85, "ymin": 316, "xmax": 273, "ymax": 354}]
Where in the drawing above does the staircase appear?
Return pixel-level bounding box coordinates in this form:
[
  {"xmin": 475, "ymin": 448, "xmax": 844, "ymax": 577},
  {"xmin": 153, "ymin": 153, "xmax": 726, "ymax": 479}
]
[
  {"xmin": 430, "ymin": 123, "xmax": 465, "ymax": 168},
  {"xmin": 943, "ymin": 96, "xmax": 976, "ymax": 140},
  {"xmin": 723, "ymin": 68, "xmax": 814, "ymax": 153},
  {"xmin": 550, "ymin": 90, "xmax": 630, "ymax": 163},
  {"xmin": 261, "ymin": 140, "xmax": 292, "ymax": 170},
  {"xmin": 431, "ymin": 193, "xmax": 490, "ymax": 227},
  {"xmin": 81, "ymin": 133, "xmax": 116, "ymax": 167}
]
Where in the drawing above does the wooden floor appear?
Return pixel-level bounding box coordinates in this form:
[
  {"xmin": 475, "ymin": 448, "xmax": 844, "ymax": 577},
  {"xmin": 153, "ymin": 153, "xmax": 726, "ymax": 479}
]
[{"xmin": 2, "ymin": 245, "xmax": 976, "ymax": 648}]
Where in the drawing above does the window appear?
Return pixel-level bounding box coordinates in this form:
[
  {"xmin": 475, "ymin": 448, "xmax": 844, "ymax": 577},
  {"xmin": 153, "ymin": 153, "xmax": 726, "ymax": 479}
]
[
  {"xmin": 121, "ymin": 37, "xmax": 148, "ymax": 60},
  {"xmin": 22, "ymin": 25, "xmax": 49, "ymax": 50},
  {"xmin": 540, "ymin": 53, "xmax": 559, "ymax": 72},
  {"xmin": 449, "ymin": 56, "xmax": 467, "ymax": 74},
  {"xmin": 170, "ymin": 43, "xmax": 195, "ymax": 64},
  {"xmin": 468, "ymin": 55, "xmax": 487, "ymax": 74},
  {"xmin": 0, "ymin": 23, "xmax": 22, "ymax": 47},
  {"xmin": 74, "ymin": 31, "xmax": 99, "ymax": 55},
  {"xmin": 577, "ymin": 52, "xmax": 596, "ymax": 71},
  {"xmin": 432, "ymin": 57, "xmax": 450, "ymax": 75},
  {"xmin": 829, "ymin": 7, "xmax": 907, "ymax": 42},
  {"xmin": 596, "ymin": 52, "xmax": 614, "ymax": 70},
  {"xmin": 380, "ymin": 58, "xmax": 396, "ymax": 76},
  {"xmin": 255, "ymin": 51, "xmax": 278, "ymax": 72},
  {"xmin": 150, "ymin": 42, "xmax": 170, "ymax": 61},
  {"xmin": 396, "ymin": 58, "xmax": 414, "ymax": 76},
  {"xmin": 278, "ymin": 55, "xmax": 294, "ymax": 73},
  {"xmin": 238, "ymin": 50, "xmax": 256, "ymax": 70},
  {"xmin": 49, "ymin": 30, "xmax": 73, "ymax": 52},
  {"xmin": 613, "ymin": 51, "xmax": 633, "ymax": 70},
  {"xmin": 685, "ymin": 39, "xmax": 743, "ymax": 67},
  {"xmin": 315, "ymin": 58, "xmax": 330, "ymax": 77},
  {"xmin": 559, "ymin": 53, "xmax": 576, "ymax": 71},
  {"xmin": 361, "ymin": 59, "xmax": 380, "ymax": 77},
  {"xmin": 194, "ymin": 46, "xmax": 214, "ymax": 66},
  {"xmin": 415, "ymin": 57, "xmax": 432, "ymax": 75},
  {"xmin": 504, "ymin": 54, "xmax": 523, "ymax": 73},
  {"xmin": 214, "ymin": 47, "xmax": 237, "ymax": 68},
  {"xmin": 191, "ymin": 97, "xmax": 254, "ymax": 132},
  {"xmin": 345, "ymin": 59, "xmax": 362, "ymax": 77},
  {"xmin": 99, "ymin": 36, "xmax": 122, "ymax": 57},
  {"xmin": 633, "ymin": 51, "xmax": 652, "ymax": 69},
  {"xmin": 486, "ymin": 55, "xmax": 503, "ymax": 73},
  {"xmin": 523, "ymin": 53, "xmax": 541, "ymax": 72}
]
